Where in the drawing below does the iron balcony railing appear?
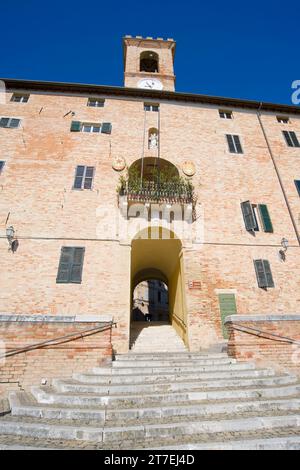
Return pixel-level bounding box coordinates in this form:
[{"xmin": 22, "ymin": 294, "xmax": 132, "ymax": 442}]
[{"xmin": 119, "ymin": 180, "xmax": 194, "ymax": 204}]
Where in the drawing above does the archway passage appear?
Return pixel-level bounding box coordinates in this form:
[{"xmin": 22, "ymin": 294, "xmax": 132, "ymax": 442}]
[{"xmin": 130, "ymin": 228, "xmax": 188, "ymax": 351}]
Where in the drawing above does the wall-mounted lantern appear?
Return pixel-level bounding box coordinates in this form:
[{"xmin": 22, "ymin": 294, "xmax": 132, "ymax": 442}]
[
  {"xmin": 279, "ymin": 237, "xmax": 289, "ymax": 261},
  {"xmin": 6, "ymin": 226, "xmax": 18, "ymax": 252}
]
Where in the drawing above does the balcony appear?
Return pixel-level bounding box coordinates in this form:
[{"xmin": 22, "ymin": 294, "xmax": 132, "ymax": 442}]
[{"xmin": 118, "ymin": 179, "xmax": 194, "ymax": 204}]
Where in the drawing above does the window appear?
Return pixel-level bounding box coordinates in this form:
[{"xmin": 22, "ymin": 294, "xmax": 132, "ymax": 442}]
[
  {"xmin": 144, "ymin": 103, "xmax": 159, "ymax": 112},
  {"xmin": 254, "ymin": 259, "xmax": 274, "ymax": 288},
  {"xmin": 219, "ymin": 110, "xmax": 233, "ymax": 119},
  {"xmin": 82, "ymin": 123, "xmax": 101, "ymax": 133},
  {"xmin": 158, "ymin": 291, "xmax": 161, "ymax": 303},
  {"xmin": 282, "ymin": 131, "xmax": 300, "ymax": 148},
  {"xmin": 0, "ymin": 117, "xmax": 21, "ymax": 128},
  {"xmin": 0, "ymin": 161, "xmax": 5, "ymax": 174},
  {"xmin": 73, "ymin": 166, "xmax": 95, "ymax": 190},
  {"xmin": 11, "ymin": 94, "xmax": 29, "ymax": 103},
  {"xmin": 226, "ymin": 134, "xmax": 243, "ymax": 154},
  {"xmin": 277, "ymin": 116, "xmax": 289, "ymax": 124},
  {"xmin": 56, "ymin": 247, "xmax": 85, "ymax": 284},
  {"xmin": 70, "ymin": 121, "xmax": 112, "ymax": 134},
  {"xmin": 87, "ymin": 98, "xmax": 105, "ymax": 107},
  {"xmin": 294, "ymin": 180, "xmax": 300, "ymax": 196},
  {"xmin": 241, "ymin": 201, "xmax": 273, "ymax": 233}
]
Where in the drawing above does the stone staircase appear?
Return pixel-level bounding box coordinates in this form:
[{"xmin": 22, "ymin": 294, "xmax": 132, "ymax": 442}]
[
  {"xmin": 130, "ymin": 322, "xmax": 187, "ymax": 352},
  {"xmin": 0, "ymin": 352, "xmax": 300, "ymax": 449}
]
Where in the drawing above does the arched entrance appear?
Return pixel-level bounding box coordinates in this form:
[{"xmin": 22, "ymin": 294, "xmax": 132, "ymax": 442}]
[{"xmin": 130, "ymin": 227, "xmax": 188, "ymax": 349}]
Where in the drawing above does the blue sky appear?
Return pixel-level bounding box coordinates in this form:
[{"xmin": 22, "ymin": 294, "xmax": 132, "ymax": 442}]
[{"xmin": 1, "ymin": 0, "xmax": 299, "ymax": 105}]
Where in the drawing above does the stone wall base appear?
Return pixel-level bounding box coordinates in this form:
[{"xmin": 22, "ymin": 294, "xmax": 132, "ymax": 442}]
[
  {"xmin": 0, "ymin": 314, "xmax": 113, "ymax": 398},
  {"xmin": 225, "ymin": 314, "xmax": 300, "ymax": 375}
]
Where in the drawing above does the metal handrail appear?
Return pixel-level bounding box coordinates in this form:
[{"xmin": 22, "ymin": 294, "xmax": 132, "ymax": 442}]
[
  {"xmin": 0, "ymin": 321, "xmax": 117, "ymax": 359},
  {"xmin": 229, "ymin": 322, "xmax": 300, "ymax": 346}
]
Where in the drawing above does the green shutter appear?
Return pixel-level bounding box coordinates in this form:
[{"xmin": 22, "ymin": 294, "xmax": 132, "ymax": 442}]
[
  {"xmin": 70, "ymin": 121, "xmax": 81, "ymax": 132},
  {"xmin": 56, "ymin": 247, "xmax": 85, "ymax": 283},
  {"xmin": 218, "ymin": 294, "xmax": 237, "ymax": 339},
  {"xmin": 254, "ymin": 259, "xmax": 267, "ymax": 288},
  {"xmin": 258, "ymin": 204, "xmax": 273, "ymax": 233},
  {"xmin": 70, "ymin": 247, "xmax": 85, "ymax": 283},
  {"xmin": 0, "ymin": 118, "xmax": 10, "ymax": 128},
  {"xmin": 263, "ymin": 260, "xmax": 274, "ymax": 288},
  {"xmin": 241, "ymin": 201, "xmax": 257, "ymax": 231},
  {"xmin": 226, "ymin": 134, "xmax": 235, "ymax": 153},
  {"xmin": 56, "ymin": 247, "xmax": 73, "ymax": 283},
  {"xmin": 101, "ymin": 122, "xmax": 112, "ymax": 134}
]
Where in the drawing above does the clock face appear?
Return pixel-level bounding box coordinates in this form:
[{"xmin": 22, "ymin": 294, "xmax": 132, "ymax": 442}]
[{"xmin": 138, "ymin": 78, "xmax": 163, "ymax": 90}]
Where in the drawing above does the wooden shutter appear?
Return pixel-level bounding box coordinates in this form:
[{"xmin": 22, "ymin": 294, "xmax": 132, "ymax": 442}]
[
  {"xmin": 101, "ymin": 122, "xmax": 112, "ymax": 134},
  {"xmin": 254, "ymin": 259, "xmax": 267, "ymax": 288},
  {"xmin": 234, "ymin": 135, "xmax": 243, "ymax": 153},
  {"xmin": 56, "ymin": 247, "xmax": 85, "ymax": 283},
  {"xmin": 70, "ymin": 247, "xmax": 85, "ymax": 283},
  {"xmin": 218, "ymin": 294, "xmax": 237, "ymax": 339},
  {"xmin": 0, "ymin": 118, "xmax": 10, "ymax": 128},
  {"xmin": 290, "ymin": 132, "xmax": 300, "ymax": 147},
  {"xmin": 226, "ymin": 134, "xmax": 235, "ymax": 153},
  {"xmin": 74, "ymin": 165, "xmax": 85, "ymax": 189},
  {"xmin": 56, "ymin": 247, "xmax": 73, "ymax": 283},
  {"xmin": 0, "ymin": 161, "xmax": 5, "ymax": 173},
  {"xmin": 283, "ymin": 131, "xmax": 293, "ymax": 147},
  {"xmin": 70, "ymin": 121, "xmax": 81, "ymax": 132},
  {"xmin": 254, "ymin": 259, "xmax": 274, "ymax": 288},
  {"xmin": 241, "ymin": 201, "xmax": 257, "ymax": 231},
  {"xmin": 294, "ymin": 180, "xmax": 300, "ymax": 196},
  {"xmin": 263, "ymin": 260, "xmax": 274, "ymax": 288},
  {"xmin": 258, "ymin": 204, "xmax": 273, "ymax": 233}
]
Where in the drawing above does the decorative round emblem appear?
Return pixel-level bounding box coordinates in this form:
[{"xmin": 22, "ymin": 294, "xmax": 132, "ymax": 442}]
[
  {"xmin": 182, "ymin": 161, "xmax": 196, "ymax": 177},
  {"xmin": 112, "ymin": 156, "xmax": 126, "ymax": 171}
]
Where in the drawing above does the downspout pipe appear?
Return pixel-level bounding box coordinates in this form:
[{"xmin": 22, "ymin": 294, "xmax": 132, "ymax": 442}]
[{"xmin": 256, "ymin": 103, "xmax": 300, "ymax": 246}]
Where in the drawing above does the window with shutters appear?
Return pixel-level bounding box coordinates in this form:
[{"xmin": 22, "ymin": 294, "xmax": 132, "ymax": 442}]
[
  {"xmin": 144, "ymin": 103, "xmax": 159, "ymax": 112},
  {"xmin": 0, "ymin": 161, "xmax": 5, "ymax": 174},
  {"xmin": 254, "ymin": 259, "xmax": 274, "ymax": 288},
  {"xmin": 241, "ymin": 201, "xmax": 273, "ymax": 233},
  {"xmin": 277, "ymin": 116, "xmax": 289, "ymax": 124},
  {"xmin": 56, "ymin": 247, "xmax": 85, "ymax": 284},
  {"xmin": 282, "ymin": 131, "xmax": 300, "ymax": 147},
  {"xmin": 0, "ymin": 117, "xmax": 21, "ymax": 128},
  {"xmin": 70, "ymin": 121, "xmax": 112, "ymax": 134},
  {"xmin": 87, "ymin": 98, "xmax": 105, "ymax": 107},
  {"xmin": 226, "ymin": 134, "xmax": 243, "ymax": 154},
  {"xmin": 294, "ymin": 180, "xmax": 300, "ymax": 197},
  {"xmin": 11, "ymin": 94, "xmax": 30, "ymax": 103},
  {"xmin": 219, "ymin": 110, "xmax": 233, "ymax": 119},
  {"xmin": 73, "ymin": 166, "xmax": 95, "ymax": 190}
]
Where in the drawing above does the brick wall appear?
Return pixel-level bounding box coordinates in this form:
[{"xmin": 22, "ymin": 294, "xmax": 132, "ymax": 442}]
[
  {"xmin": 0, "ymin": 315, "xmax": 113, "ymax": 397},
  {"xmin": 225, "ymin": 315, "xmax": 300, "ymax": 374}
]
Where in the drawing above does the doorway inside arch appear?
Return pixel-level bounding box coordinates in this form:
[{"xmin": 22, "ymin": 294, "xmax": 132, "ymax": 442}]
[
  {"xmin": 132, "ymin": 279, "xmax": 169, "ymax": 322},
  {"xmin": 130, "ymin": 227, "xmax": 188, "ymax": 351}
]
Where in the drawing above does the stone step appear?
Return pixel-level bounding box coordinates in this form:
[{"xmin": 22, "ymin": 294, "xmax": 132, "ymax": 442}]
[
  {"xmin": 31, "ymin": 383, "xmax": 300, "ymax": 408},
  {"xmin": 52, "ymin": 375, "xmax": 298, "ymax": 395},
  {"xmin": 0, "ymin": 414, "xmax": 299, "ymax": 444},
  {"xmin": 93, "ymin": 362, "xmax": 255, "ymax": 375},
  {"xmin": 73, "ymin": 368, "xmax": 276, "ymax": 384},
  {"xmin": 10, "ymin": 392, "xmax": 300, "ymax": 423},
  {"xmin": 112, "ymin": 358, "xmax": 237, "ymax": 367},
  {"xmin": 147, "ymin": 436, "xmax": 300, "ymax": 450},
  {"xmin": 116, "ymin": 353, "xmax": 230, "ymax": 360}
]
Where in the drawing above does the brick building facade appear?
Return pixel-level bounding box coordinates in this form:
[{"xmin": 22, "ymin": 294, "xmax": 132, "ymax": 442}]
[{"xmin": 1, "ymin": 35, "xmax": 300, "ymax": 393}]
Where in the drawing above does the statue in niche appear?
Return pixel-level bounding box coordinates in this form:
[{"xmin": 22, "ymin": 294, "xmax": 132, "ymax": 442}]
[{"xmin": 149, "ymin": 132, "xmax": 158, "ymax": 149}]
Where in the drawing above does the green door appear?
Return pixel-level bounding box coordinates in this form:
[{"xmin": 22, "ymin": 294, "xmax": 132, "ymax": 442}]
[{"xmin": 218, "ymin": 294, "xmax": 237, "ymax": 339}]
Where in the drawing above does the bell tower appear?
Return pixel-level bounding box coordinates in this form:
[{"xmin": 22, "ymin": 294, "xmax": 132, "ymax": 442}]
[{"xmin": 123, "ymin": 36, "xmax": 176, "ymax": 92}]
